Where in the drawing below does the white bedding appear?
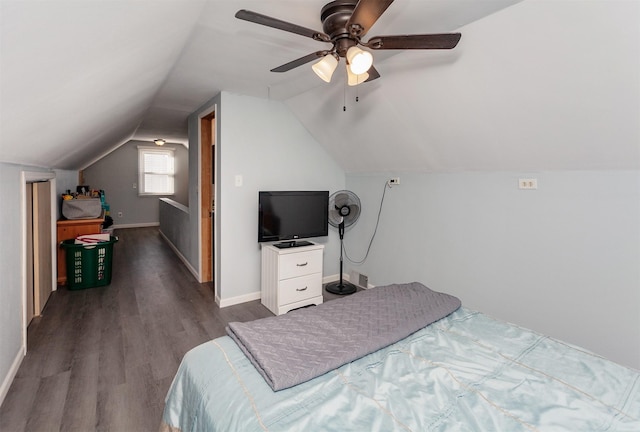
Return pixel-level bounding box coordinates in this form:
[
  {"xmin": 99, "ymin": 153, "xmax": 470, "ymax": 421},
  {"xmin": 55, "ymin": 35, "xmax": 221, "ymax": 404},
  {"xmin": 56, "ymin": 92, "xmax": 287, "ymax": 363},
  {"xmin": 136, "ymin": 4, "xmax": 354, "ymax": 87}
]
[{"xmin": 161, "ymin": 307, "xmax": 640, "ymax": 431}]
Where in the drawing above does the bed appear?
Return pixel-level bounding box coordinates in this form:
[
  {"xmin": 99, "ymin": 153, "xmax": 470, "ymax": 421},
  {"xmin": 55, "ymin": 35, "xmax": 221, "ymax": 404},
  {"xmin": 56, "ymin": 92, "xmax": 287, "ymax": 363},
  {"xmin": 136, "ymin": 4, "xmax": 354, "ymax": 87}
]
[{"xmin": 160, "ymin": 282, "xmax": 640, "ymax": 431}]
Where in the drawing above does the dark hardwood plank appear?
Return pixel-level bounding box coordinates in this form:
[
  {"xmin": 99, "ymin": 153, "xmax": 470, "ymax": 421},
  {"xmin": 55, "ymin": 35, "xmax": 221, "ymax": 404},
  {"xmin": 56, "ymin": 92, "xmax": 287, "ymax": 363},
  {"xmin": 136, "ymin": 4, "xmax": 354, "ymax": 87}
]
[
  {"xmin": 95, "ymin": 382, "xmax": 128, "ymax": 432},
  {"xmin": 59, "ymin": 352, "xmax": 99, "ymax": 432},
  {"xmin": 0, "ymin": 227, "xmax": 274, "ymax": 432},
  {"xmin": 0, "ymin": 377, "xmax": 39, "ymax": 432},
  {"xmin": 24, "ymin": 370, "xmax": 70, "ymax": 432}
]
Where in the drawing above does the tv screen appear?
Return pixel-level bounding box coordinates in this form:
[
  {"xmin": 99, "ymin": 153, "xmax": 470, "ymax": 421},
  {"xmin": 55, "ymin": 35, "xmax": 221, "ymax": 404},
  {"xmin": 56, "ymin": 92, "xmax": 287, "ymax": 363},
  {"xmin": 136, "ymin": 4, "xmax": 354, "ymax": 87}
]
[{"xmin": 258, "ymin": 191, "xmax": 329, "ymax": 244}]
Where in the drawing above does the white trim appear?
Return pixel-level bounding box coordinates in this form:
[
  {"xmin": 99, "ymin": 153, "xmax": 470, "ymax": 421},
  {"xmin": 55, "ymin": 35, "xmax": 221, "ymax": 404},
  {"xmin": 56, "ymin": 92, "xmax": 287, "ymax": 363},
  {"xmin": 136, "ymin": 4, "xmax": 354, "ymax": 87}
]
[
  {"xmin": 218, "ymin": 291, "xmax": 262, "ymax": 308},
  {"xmin": 213, "ymin": 110, "xmax": 220, "ymax": 302},
  {"xmin": 49, "ymin": 179, "xmax": 57, "ymax": 294},
  {"xmin": 0, "ymin": 348, "xmax": 24, "ymax": 407},
  {"xmin": 323, "ymin": 273, "xmax": 344, "ymax": 285},
  {"xmin": 159, "ymin": 197, "xmax": 188, "ymax": 213},
  {"xmin": 137, "ymin": 146, "xmax": 175, "ymax": 196},
  {"xmin": 216, "ymin": 274, "xmax": 366, "ymax": 310},
  {"xmin": 323, "ymin": 273, "xmax": 374, "ymax": 289},
  {"xmin": 197, "ymin": 113, "xmax": 203, "ymax": 283},
  {"xmin": 20, "ymin": 170, "xmax": 56, "ymax": 386},
  {"xmin": 197, "ymin": 102, "xmax": 218, "ymax": 286},
  {"xmin": 215, "ymin": 275, "xmax": 373, "ymax": 311},
  {"xmin": 112, "ymin": 222, "xmax": 159, "ymax": 229},
  {"xmin": 158, "ymin": 230, "xmax": 199, "ymax": 281}
]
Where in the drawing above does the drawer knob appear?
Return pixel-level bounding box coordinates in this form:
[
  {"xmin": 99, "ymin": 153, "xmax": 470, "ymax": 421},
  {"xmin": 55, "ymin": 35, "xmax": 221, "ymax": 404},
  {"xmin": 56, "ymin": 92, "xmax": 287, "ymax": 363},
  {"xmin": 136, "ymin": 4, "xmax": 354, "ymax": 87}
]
[
  {"xmin": 296, "ymin": 286, "xmax": 308, "ymax": 292},
  {"xmin": 296, "ymin": 262, "xmax": 308, "ymax": 267}
]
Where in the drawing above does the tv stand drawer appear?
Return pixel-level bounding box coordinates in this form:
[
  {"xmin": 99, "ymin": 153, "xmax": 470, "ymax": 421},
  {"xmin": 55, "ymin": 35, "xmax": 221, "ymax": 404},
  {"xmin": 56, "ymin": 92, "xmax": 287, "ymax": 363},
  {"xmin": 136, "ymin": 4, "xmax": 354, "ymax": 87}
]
[
  {"xmin": 278, "ymin": 273, "xmax": 322, "ymax": 306},
  {"xmin": 261, "ymin": 243, "xmax": 324, "ymax": 315},
  {"xmin": 279, "ymin": 249, "xmax": 323, "ymax": 279}
]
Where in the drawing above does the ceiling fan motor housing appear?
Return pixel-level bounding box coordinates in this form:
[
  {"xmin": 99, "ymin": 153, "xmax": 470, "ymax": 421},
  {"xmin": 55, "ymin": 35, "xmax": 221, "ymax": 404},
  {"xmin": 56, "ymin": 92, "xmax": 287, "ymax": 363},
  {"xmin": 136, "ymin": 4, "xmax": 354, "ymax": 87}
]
[{"xmin": 321, "ymin": 0, "xmax": 359, "ymax": 57}]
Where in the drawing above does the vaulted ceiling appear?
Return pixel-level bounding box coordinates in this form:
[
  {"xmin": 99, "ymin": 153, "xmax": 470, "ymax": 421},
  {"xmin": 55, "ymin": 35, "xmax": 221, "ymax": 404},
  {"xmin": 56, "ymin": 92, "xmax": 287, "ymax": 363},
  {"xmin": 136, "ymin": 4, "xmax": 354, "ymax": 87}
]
[{"xmin": 1, "ymin": 0, "xmax": 638, "ymax": 172}]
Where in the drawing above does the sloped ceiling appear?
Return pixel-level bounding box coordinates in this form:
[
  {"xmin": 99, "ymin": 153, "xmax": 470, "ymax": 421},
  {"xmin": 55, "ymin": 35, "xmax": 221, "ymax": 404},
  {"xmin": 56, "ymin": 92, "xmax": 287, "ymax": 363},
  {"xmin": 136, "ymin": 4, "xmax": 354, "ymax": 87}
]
[
  {"xmin": 287, "ymin": 0, "xmax": 640, "ymax": 172},
  {"xmin": 1, "ymin": 0, "xmax": 638, "ymax": 172}
]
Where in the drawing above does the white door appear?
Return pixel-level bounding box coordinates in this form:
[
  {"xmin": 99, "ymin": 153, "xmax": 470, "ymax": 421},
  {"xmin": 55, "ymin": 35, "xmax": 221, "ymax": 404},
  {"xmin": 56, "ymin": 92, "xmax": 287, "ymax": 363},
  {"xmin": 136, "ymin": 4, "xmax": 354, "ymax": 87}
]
[
  {"xmin": 26, "ymin": 184, "xmax": 35, "ymax": 323},
  {"xmin": 33, "ymin": 181, "xmax": 53, "ymax": 315}
]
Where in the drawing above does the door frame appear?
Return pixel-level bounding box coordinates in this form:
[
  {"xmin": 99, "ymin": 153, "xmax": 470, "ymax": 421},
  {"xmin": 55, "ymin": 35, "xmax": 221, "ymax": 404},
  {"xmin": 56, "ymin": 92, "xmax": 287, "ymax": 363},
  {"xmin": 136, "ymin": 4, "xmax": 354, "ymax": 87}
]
[
  {"xmin": 32, "ymin": 181, "xmax": 53, "ymax": 315},
  {"xmin": 21, "ymin": 171, "xmax": 56, "ymax": 353},
  {"xmin": 198, "ymin": 104, "xmax": 218, "ymax": 298},
  {"xmin": 200, "ymin": 111, "xmax": 214, "ymax": 283}
]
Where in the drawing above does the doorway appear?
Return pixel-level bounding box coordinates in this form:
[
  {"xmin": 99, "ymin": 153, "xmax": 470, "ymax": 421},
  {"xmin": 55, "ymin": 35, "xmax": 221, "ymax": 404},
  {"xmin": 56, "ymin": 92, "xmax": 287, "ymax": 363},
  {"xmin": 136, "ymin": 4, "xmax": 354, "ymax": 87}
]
[
  {"xmin": 22, "ymin": 172, "xmax": 56, "ymax": 351},
  {"xmin": 29, "ymin": 181, "xmax": 53, "ymax": 317},
  {"xmin": 200, "ymin": 110, "xmax": 215, "ymax": 287}
]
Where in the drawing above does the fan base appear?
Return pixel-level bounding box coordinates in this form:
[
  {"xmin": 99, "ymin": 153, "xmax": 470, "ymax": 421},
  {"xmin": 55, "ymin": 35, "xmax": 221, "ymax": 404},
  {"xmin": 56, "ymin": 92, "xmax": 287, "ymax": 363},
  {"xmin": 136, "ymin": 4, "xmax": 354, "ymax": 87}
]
[{"xmin": 325, "ymin": 281, "xmax": 357, "ymax": 295}]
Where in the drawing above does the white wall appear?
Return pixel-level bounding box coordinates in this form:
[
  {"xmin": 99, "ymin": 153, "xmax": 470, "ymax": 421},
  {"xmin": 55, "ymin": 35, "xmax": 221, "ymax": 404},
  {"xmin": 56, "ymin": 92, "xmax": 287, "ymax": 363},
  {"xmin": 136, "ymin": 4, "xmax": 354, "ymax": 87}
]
[
  {"xmin": 345, "ymin": 171, "xmax": 640, "ymax": 369},
  {"xmin": 0, "ymin": 163, "xmax": 74, "ymax": 405},
  {"xmin": 186, "ymin": 92, "xmax": 346, "ymax": 304},
  {"xmin": 0, "ymin": 163, "xmax": 26, "ymax": 405},
  {"xmin": 83, "ymin": 140, "xmax": 189, "ymax": 226},
  {"xmin": 53, "ymin": 169, "xmax": 79, "ymax": 218},
  {"xmin": 217, "ymin": 92, "xmax": 345, "ymax": 302}
]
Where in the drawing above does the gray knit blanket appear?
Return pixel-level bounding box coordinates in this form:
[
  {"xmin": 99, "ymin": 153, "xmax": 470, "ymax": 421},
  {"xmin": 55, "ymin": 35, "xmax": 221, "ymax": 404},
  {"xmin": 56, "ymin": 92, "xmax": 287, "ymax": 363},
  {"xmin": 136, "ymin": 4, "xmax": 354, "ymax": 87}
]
[{"xmin": 226, "ymin": 282, "xmax": 461, "ymax": 391}]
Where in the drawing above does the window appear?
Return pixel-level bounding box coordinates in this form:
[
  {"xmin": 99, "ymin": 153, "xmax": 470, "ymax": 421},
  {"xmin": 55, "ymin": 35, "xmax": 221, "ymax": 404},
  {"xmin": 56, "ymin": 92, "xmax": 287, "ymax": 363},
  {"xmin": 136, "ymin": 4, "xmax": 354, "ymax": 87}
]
[{"xmin": 138, "ymin": 147, "xmax": 175, "ymax": 195}]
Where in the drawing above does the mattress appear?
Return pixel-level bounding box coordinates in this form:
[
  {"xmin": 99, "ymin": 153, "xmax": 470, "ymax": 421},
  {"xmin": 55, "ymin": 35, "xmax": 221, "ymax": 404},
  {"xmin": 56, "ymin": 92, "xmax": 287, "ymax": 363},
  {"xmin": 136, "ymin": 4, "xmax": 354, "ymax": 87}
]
[
  {"xmin": 227, "ymin": 282, "xmax": 461, "ymax": 391},
  {"xmin": 160, "ymin": 307, "xmax": 640, "ymax": 431}
]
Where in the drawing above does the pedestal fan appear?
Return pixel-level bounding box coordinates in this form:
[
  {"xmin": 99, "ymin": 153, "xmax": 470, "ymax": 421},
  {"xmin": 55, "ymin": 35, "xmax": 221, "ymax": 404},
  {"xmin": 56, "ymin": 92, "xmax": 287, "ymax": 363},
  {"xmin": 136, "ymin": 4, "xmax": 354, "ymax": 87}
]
[{"xmin": 325, "ymin": 190, "xmax": 361, "ymax": 295}]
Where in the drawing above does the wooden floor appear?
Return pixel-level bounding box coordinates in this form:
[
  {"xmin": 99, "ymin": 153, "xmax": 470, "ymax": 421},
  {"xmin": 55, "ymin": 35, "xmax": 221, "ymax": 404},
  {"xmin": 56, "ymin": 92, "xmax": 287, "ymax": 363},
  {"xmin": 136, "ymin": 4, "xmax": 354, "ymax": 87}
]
[{"xmin": 0, "ymin": 227, "xmax": 274, "ymax": 432}]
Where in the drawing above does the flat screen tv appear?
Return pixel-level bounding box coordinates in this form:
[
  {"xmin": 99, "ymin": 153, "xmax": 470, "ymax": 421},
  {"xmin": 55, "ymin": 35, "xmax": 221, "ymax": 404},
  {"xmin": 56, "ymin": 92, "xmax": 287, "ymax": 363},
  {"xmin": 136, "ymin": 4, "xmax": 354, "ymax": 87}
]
[{"xmin": 258, "ymin": 191, "xmax": 329, "ymax": 247}]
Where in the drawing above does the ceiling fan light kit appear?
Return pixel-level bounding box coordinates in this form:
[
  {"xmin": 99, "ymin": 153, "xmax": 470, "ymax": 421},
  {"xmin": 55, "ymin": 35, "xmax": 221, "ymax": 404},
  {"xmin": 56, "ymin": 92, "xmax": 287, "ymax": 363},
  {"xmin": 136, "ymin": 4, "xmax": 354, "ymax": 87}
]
[
  {"xmin": 235, "ymin": 0, "xmax": 462, "ymax": 86},
  {"xmin": 312, "ymin": 53, "xmax": 339, "ymax": 82},
  {"xmin": 346, "ymin": 46, "xmax": 373, "ymax": 75},
  {"xmin": 346, "ymin": 64, "xmax": 369, "ymax": 86}
]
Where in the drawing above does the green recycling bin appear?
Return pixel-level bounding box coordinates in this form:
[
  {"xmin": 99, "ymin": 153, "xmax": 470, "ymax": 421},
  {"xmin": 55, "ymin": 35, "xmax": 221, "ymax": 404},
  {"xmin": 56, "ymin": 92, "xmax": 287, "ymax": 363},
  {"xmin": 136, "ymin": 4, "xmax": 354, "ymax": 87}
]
[{"xmin": 60, "ymin": 236, "xmax": 118, "ymax": 290}]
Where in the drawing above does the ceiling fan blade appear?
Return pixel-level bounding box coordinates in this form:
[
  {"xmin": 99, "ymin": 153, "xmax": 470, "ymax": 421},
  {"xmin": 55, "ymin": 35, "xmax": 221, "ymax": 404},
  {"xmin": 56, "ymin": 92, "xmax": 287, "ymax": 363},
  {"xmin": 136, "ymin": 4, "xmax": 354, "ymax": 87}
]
[
  {"xmin": 347, "ymin": 0, "xmax": 395, "ymax": 38},
  {"xmin": 365, "ymin": 65, "xmax": 381, "ymax": 82},
  {"xmin": 236, "ymin": 9, "xmax": 331, "ymax": 42},
  {"xmin": 270, "ymin": 51, "xmax": 329, "ymax": 73},
  {"xmin": 366, "ymin": 33, "xmax": 462, "ymax": 50}
]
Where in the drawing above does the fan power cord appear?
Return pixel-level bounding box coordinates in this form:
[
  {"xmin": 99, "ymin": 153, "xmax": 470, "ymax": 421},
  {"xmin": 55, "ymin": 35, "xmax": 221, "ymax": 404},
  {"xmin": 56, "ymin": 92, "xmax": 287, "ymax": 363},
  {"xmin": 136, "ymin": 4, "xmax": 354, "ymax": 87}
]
[{"xmin": 344, "ymin": 180, "xmax": 390, "ymax": 265}]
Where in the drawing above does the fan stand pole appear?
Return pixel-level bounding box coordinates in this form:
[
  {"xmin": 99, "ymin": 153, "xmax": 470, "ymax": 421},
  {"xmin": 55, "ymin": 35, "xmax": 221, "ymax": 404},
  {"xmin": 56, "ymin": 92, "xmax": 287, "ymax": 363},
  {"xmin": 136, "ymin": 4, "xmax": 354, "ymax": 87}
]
[{"xmin": 325, "ymin": 220, "xmax": 357, "ymax": 295}]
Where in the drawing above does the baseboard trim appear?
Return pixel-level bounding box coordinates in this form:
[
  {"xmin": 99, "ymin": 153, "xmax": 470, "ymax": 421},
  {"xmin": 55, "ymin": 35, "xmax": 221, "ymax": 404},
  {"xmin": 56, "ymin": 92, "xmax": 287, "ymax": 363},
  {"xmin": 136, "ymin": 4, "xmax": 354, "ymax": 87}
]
[
  {"xmin": 323, "ymin": 273, "xmax": 374, "ymax": 289},
  {"xmin": 112, "ymin": 222, "xmax": 160, "ymax": 229},
  {"xmin": 0, "ymin": 347, "xmax": 24, "ymax": 407},
  {"xmin": 158, "ymin": 230, "xmax": 200, "ymax": 282},
  {"xmin": 218, "ymin": 291, "xmax": 262, "ymax": 308},
  {"xmin": 323, "ymin": 273, "xmax": 344, "ymax": 284},
  {"xmin": 215, "ymin": 275, "xmax": 373, "ymax": 310}
]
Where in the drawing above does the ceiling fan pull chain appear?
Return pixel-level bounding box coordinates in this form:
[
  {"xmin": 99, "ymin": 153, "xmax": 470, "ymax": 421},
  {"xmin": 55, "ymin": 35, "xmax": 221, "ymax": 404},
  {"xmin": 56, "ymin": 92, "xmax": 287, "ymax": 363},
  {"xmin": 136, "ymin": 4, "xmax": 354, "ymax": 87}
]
[{"xmin": 343, "ymin": 81, "xmax": 347, "ymax": 111}]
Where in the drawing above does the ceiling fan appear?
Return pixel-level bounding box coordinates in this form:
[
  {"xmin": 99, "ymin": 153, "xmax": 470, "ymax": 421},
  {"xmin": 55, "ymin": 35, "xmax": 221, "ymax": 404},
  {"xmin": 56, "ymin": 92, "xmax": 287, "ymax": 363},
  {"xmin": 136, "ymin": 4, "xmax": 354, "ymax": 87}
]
[{"xmin": 235, "ymin": 0, "xmax": 462, "ymax": 86}]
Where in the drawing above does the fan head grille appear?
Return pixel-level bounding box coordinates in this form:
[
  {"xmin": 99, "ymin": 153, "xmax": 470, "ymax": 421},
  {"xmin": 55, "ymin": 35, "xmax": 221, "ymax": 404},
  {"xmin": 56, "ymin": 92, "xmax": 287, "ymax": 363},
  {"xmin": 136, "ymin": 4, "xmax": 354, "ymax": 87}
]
[{"xmin": 328, "ymin": 190, "xmax": 361, "ymax": 228}]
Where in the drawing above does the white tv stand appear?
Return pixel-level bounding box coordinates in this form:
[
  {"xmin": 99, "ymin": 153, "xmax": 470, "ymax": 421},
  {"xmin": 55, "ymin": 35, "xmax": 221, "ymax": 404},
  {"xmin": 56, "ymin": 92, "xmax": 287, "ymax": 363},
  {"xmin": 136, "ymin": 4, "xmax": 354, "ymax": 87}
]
[{"xmin": 261, "ymin": 242, "xmax": 324, "ymax": 315}]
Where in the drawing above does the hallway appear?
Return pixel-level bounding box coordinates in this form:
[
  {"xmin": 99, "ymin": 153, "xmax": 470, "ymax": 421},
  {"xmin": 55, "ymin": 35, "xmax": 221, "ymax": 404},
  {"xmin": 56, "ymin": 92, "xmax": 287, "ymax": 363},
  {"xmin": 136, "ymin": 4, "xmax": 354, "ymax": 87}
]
[{"xmin": 0, "ymin": 227, "xmax": 272, "ymax": 431}]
